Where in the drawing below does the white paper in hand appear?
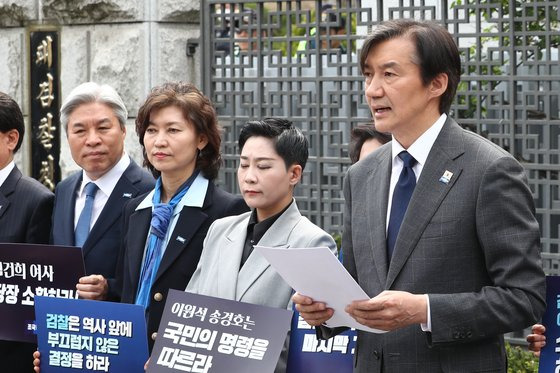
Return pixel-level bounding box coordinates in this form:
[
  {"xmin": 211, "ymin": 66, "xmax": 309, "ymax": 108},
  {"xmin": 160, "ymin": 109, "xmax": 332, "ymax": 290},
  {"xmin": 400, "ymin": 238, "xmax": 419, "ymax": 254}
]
[{"xmin": 254, "ymin": 245, "xmax": 386, "ymax": 333}]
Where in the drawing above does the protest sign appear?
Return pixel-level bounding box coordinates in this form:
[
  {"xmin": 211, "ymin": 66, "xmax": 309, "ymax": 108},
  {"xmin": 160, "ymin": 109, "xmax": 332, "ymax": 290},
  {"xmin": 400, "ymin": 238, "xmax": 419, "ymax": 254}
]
[
  {"xmin": 0, "ymin": 243, "xmax": 85, "ymax": 342},
  {"xmin": 538, "ymin": 276, "xmax": 560, "ymax": 373},
  {"xmin": 149, "ymin": 289, "xmax": 292, "ymax": 373},
  {"xmin": 286, "ymin": 309, "xmax": 356, "ymax": 372},
  {"xmin": 35, "ymin": 296, "xmax": 148, "ymax": 373}
]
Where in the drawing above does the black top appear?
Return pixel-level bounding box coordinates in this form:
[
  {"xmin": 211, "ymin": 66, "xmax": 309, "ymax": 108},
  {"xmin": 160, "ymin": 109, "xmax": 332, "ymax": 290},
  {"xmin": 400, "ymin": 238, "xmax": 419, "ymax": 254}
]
[{"xmin": 240, "ymin": 200, "xmax": 293, "ymax": 268}]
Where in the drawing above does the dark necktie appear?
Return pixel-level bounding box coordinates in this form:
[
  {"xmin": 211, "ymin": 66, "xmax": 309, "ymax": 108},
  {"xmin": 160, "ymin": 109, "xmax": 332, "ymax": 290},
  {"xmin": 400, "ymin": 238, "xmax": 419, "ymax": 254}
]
[
  {"xmin": 387, "ymin": 151, "xmax": 417, "ymax": 260},
  {"xmin": 74, "ymin": 182, "xmax": 98, "ymax": 247}
]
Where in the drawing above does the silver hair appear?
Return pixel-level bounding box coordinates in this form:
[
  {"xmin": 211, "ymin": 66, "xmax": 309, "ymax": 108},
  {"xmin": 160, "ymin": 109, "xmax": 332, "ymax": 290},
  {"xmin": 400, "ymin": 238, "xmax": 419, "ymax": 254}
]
[{"xmin": 60, "ymin": 82, "xmax": 128, "ymax": 132}]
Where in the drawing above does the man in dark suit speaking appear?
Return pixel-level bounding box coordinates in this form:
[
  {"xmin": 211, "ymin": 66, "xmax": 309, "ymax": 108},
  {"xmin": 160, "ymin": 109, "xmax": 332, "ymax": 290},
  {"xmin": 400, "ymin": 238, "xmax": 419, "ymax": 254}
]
[
  {"xmin": 51, "ymin": 82, "xmax": 154, "ymax": 299},
  {"xmin": 0, "ymin": 92, "xmax": 54, "ymax": 371},
  {"xmin": 293, "ymin": 19, "xmax": 546, "ymax": 372}
]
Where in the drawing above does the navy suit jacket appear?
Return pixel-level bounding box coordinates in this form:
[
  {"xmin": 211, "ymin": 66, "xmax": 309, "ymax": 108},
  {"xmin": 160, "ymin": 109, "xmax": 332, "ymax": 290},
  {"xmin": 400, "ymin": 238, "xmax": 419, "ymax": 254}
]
[
  {"xmin": 51, "ymin": 158, "xmax": 154, "ymax": 278},
  {"xmin": 0, "ymin": 165, "xmax": 54, "ymax": 372},
  {"xmin": 114, "ymin": 181, "xmax": 248, "ymax": 351},
  {"xmin": 0, "ymin": 165, "xmax": 53, "ymax": 244}
]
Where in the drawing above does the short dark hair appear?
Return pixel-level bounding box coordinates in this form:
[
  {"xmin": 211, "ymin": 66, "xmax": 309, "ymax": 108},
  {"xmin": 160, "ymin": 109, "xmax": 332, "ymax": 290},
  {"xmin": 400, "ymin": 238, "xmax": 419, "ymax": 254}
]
[
  {"xmin": 238, "ymin": 118, "xmax": 308, "ymax": 170},
  {"xmin": 0, "ymin": 92, "xmax": 24, "ymax": 153},
  {"xmin": 359, "ymin": 19, "xmax": 461, "ymax": 114},
  {"xmin": 136, "ymin": 82, "xmax": 222, "ymax": 179},
  {"xmin": 349, "ymin": 124, "xmax": 391, "ymax": 163}
]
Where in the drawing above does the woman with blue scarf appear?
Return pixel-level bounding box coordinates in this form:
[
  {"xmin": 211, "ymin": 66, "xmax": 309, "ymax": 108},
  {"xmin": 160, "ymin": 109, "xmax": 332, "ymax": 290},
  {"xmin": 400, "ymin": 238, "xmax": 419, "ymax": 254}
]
[
  {"xmin": 120, "ymin": 82, "xmax": 248, "ymax": 351},
  {"xmin": 94, "ymin": 82, "xmax": 247, "ymax": 352}
]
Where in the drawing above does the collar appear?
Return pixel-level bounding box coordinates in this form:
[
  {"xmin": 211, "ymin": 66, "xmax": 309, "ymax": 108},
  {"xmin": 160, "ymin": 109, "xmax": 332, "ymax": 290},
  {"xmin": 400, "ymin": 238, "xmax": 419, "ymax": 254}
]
[
  {"xmin": 79, "ymin": 153, "xmax": 130, "ymax": 198},
  {"xmin": 247, "ymin": 209, "xmax": 259, "ymax": 227},
  {"xmin": 0, "ymin": 161, "xmax": 15, "ymax": 187},
  {"xmin": 136, "ymin": 172, "xmax": 209, "ymax": 212},
  {"xmin": 391, "ymin": 113, "xmax": 447, "ymax": 166},
  {"xmin": 247, "ymin": 199, "xmax": 294, "ymax": 245}
]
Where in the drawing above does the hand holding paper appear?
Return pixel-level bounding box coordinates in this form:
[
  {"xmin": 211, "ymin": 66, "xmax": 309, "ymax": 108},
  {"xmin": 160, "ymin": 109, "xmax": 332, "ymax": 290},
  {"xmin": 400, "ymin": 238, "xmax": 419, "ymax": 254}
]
[
  {"xmin": 345, "ymin": 290, "xmax": 427, "ymax": 331},
  {"xmin": 292, "ymin": 292, "xmax": 334, "ymax": 326},
  {"xmin": 254, "ymin": 245, "xmax": 386, "ymax": 333}
]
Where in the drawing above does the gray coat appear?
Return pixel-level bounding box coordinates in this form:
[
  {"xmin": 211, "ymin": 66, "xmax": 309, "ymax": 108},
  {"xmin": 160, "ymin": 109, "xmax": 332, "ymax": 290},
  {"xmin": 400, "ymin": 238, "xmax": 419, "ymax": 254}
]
[
  {"xmin": 341, "ymin": 117, "xmax": 545, "ymax": 372},
  {"xmin": 187, "ymin": 200, "xmax": 337, "ymax": 372}
]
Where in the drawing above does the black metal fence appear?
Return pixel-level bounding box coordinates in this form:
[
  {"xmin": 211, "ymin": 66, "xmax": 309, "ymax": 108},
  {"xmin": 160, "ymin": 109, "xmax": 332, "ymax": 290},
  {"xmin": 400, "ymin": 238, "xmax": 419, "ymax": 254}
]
[{"xmin": 201, "ymin": 0, "xmax": 560, "ymax": 277}]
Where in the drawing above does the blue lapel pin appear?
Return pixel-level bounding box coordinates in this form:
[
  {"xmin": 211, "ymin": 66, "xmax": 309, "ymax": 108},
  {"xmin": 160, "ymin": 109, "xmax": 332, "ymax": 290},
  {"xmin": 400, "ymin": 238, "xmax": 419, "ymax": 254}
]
[{"xmin": 439, "ymin": 170, "xmax": 453, "ymax": 184}]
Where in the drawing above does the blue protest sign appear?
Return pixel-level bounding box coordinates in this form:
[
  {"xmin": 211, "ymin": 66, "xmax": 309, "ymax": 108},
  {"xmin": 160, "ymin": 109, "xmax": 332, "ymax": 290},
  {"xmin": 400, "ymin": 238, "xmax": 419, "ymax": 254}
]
[
  {"xmin": 539, "ymin": 276, "xmax": 560, "ymax": 372},
  {"xmin": 286, "ymin": 308, "xmax": 356, "ymax": 373},
  {"xmin": 0, "ymin": 243, "xmax": 85, "ymax": 343},
  {"xmin": 34, "ymin": 296, "xmax": 148, "ymax": 373},
  {"xmin": 148, "ymin": 289, "xmax": 293, "ymax": 373}
]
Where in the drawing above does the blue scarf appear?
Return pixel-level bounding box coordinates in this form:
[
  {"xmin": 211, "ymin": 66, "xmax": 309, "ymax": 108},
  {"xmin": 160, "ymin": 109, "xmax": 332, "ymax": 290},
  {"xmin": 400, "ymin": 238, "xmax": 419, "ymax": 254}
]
[{"xmin": 135, "ymin": 170, "xmax": 200, "ymax": 310}]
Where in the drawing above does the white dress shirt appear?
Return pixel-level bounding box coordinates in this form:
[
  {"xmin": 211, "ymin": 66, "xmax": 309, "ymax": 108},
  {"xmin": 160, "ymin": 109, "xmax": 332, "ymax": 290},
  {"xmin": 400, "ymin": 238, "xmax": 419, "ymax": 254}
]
[
  {"xmin": 74, "ymin": 153, "xmax": 130, "ymax": 230},
  {"xmin": 0, "ymin": 161, "xmax": 15, "ymax": 188},
  {"xmin": 385, "ymin": 113, "xmax": 447, "ymax": 333},
  {"xmin": 386, "ymin": 114, "xmax": 448, "ymax": 228}
]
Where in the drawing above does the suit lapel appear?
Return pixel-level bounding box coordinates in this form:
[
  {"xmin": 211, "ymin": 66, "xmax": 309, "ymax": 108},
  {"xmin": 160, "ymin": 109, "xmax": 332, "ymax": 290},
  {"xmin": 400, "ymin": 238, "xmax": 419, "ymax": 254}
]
[
  {"xmin": 365, "ymin": 147, "xmax": 392, "ymax": 287},
  {"xmin": 155, "ymin": 206, "xmax": 208, "ymax": 282},
  {"xmin": 0, "ymin": 167, "xmax": 19, "ymax": 220},
  {"xmin": 386, "ymin": 119, "xmax": 465, "ymax": 289},
  {"xmin": 62, "ymin": 175, "xmax": 81, "ymax": 246},
  {"xmin": 0, "ymin": 193, "xmax": 8, "ymax": 220},
  {"xmin": 126, "ymin": 207, "xmax": 152, "ymax": 295},
  {"xmin": 83, "ymin": 169, "xmax": 139, "ymax": 258},
  {"xmin": 236, "ymin": 202, "xmax": 299, "ymax": 301},
  {"xmin": 218, "ymin": 215, "xmax": 250, "ymax": 301}
]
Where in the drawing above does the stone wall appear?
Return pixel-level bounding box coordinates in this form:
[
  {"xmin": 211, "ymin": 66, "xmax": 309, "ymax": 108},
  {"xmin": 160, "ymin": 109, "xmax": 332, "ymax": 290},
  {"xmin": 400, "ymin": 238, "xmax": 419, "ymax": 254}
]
[{"xmin": 0, "ymin": 0, "xmax": 201, "ymax": 178}]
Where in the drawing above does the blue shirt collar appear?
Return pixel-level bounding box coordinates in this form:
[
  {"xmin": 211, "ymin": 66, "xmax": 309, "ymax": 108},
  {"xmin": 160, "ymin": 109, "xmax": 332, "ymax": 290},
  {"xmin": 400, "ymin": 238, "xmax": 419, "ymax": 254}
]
[{"xmin": 136, "ymin": 172, "xmax": 209, "ymax": 211}]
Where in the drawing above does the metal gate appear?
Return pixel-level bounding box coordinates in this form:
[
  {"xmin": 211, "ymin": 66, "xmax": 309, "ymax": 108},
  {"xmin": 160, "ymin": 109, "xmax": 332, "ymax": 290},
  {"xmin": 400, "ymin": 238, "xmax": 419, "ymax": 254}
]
[{"xmin": 201, "ymin": 0, "xmax": 560, "ymax": 274}]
